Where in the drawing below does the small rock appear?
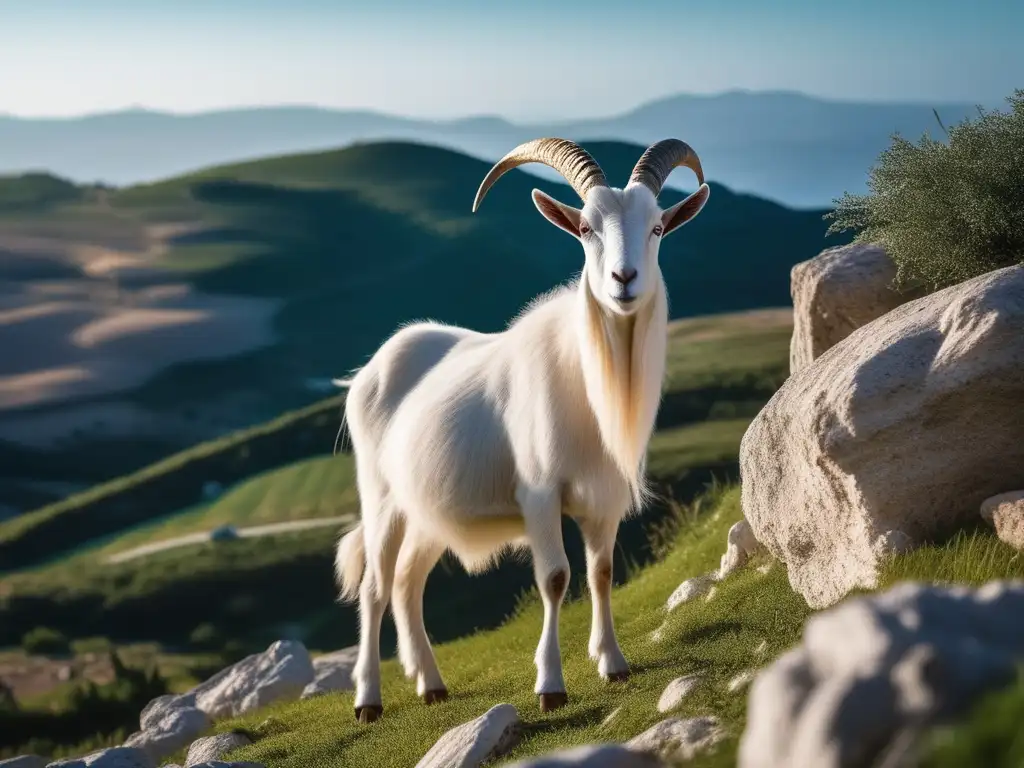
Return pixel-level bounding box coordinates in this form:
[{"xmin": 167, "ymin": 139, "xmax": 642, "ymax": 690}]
[
  {"xmin": 45, "ymin": 747, "xmax": 156, "ymax": 768},
  {"xmin": 124, "ymin": 706, "xmax": 209, "ymax": 762},
  {"xmin": 727, "ymin": 670, "xmax": 755, "ymax": 693},
  {"xmin": 601, "ymin": 707, "xmax": 621, "ymax": 728},
  {"xmin": 626, "ymin": 717, "xmax": 721, "ymax": 762},
  {"xmin": 56, "ymin": 666, "xmax": 73, "ymax": 682},
  {"xmin": 665, "ymin": 575, "xmax": 714, "ymax": 611},
  {"xmin": 657, "ymin": 674, "xmax": 703, "ymax": 713},
  {"xmin": 649, "ymin": 623, "xmax": 666, "ymax": 643},
  {"xmin": 1, "ymin": 757, "xmax": 46, "ymax": 768},
  {"xmin": 300, "ymin": 646, "xmax": 358, "ymax": 699},
  {"xmin": 185, "ymin": 733, "xmax": 252, "ymax": 767},
  {"xmin": 980, "ymin": 491, "xmax": 1024, "ymax": 550},
  {"xmin": 753, "ymin": 640, "xmax": 768, "ymax": 656},
  {"xmin": 415, "ymin": 703, "xmax": 520, "ymax": 768},
  {"xmin": 718, "ymin": 520, "xmax": 763, "ymax": 578},
  {"xmin": 504, "ymin": 744, "xmax": 666, "ymax": 767}
]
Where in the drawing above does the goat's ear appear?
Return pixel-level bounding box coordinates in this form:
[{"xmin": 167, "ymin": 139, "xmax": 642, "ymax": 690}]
[
  {"xmin": 532, "ymin": 189, "xmax": 582, "ymax": 237},
  {"xmin": 661, "ymin": 183, "xmax": 710, "ymax": 237}
]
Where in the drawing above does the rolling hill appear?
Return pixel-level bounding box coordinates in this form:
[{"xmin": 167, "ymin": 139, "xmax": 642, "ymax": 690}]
[
  {"xmin": 0, "ymin": 90, "xmax": 992, "ymax": 207},
  {"xmin": 0, "ymin": 139, "xmax": 850, "ymax": 512}
]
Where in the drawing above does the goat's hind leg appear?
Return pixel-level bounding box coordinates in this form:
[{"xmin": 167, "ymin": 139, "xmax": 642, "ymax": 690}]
[
  {"xmin": 519, "ymin": 485, "xmax": 571, "ymax": 713},
  {"xmin": 353, "ymin": 510, "xmax": 404, "ymax": 723},
  {"xmin": 391, "ymin": 532, "xmax": 447, "ymax": 704}
]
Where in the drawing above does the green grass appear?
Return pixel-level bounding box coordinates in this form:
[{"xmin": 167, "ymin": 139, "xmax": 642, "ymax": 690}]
[{"xmin": 171, "ymin": 490, "xmax": 1021, "ymax": 768}]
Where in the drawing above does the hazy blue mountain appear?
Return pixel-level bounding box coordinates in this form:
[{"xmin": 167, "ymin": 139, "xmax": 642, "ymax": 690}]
[{"xmin": 0, "ymin": 90, "xmax": 989, "ymax": 207}]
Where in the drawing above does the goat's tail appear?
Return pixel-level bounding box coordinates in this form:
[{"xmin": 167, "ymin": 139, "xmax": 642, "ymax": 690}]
[{"xmin": 335, "ymin": 522, "xmax": 366, "ymax": 604}]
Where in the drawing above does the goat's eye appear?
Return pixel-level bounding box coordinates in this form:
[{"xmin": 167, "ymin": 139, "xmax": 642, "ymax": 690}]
[
  {"xmin": 579, "ymin": 223, "xmax": 591, "ymax": 236},
  {"xmin": 652, "ymin": 225, "xmax": 664, "ymax": 237}
]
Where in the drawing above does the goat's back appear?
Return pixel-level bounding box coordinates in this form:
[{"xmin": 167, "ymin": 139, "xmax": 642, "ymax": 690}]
[{"xmin": 344, "ymin": 321, "xmax": 479, "ymax": 451}]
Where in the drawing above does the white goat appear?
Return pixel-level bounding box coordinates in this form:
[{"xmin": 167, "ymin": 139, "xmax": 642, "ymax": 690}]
[{"xmin": 334, "ymin": 138, "xmax": 710, "ymax": 722}]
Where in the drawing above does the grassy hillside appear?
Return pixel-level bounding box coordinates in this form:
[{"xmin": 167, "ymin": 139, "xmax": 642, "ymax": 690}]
[
  {"xmin": 197, "ymin": 487, "xmax": 1024, "ymax": 768},
  {"xmin": 0, "ymin": 139, "xmax": 849, "ymax": 509},
  {"xmin": 0, "ymin": 309, "xmax": 793, "ymax": 659}
]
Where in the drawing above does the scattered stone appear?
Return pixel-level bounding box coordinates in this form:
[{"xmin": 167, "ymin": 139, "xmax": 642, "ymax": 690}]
[
  {"xmin": 727, "ymin": 670, "xmax": 755, "ymax": 693},
  {"xmin": 626, "ymin": 717, "xmax": 721, "ymax": 762},
  {"xmin": 980, "ymin": 491, "xmax": 1024, "ymax": 550},
  {"xmin": 657, "ymin": 674, "xmax": 703, "ymax": 713},
  {"xmin": 738, "ymin": 580, "xmax": 1024, "ymax": 768},
  {"xmin": 649, "ymin": 622, "xmax": 667, "ymax": 643},
  {"xmin": 46, "ymin": 746, "xmax": 156, "ymax": 768},
  {"xmin": 185, "ymin": 733, "xmax": 252, "ymax": 767},
  {"xmin": 742, "ymin": 265, "xmax": 1024, "ymax": 608},
  {"xmin": 300, "ymin": 646, "xmax": 358, "ymax": 699},
  {"xmin": 789, "ymin": 243, "xmax": 920, "ymax": 374},
  {"xmin": 718, "ymin": 520, "xmax": 763, "ymax": 578},
  {"xmin": 665, "ymin": 575, "xmax": 714, "ymax": 612},
  {"xmin": 124, "ymin": 706, "xmax": 209, "ymax": 763},
  {"xmin": 1, "ymin": 757, "xmax": 46, "ymax": 768},
  {"xmin": 415, "ymin": 703, "xmax": 520, "ymax": 768},
  {"xmin": 504, "ymin": 744, "xmax": 666, "ymax": 767}
]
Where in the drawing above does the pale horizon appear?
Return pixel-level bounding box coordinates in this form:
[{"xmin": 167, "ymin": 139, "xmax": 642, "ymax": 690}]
[{"xmin": 1, "ymin": 0, "xmax": 1020, "ymax": 122}]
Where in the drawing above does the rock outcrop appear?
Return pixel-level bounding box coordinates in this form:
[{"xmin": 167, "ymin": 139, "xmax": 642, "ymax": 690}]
[
  {"xmin": 738, "ymin": 580, "xmax": 1024, "ymax": 768},
  {"xmin": 789, "ymin": 243, "xmax": 920, "ymax": 374},
  {"xmin": 415, "ymin": 703, "xmax": 520, "ymax": 768},
  {"xmin": 742, "ymin": 265, "xmax": 1024, "ymax": 608},
  {"xmin": 124, "ymin": 640, "xmax": 314, "ymax": 763},
  {"xmin": 980, "ymin": 491, "xmax": 1024, "ymax": 551}
]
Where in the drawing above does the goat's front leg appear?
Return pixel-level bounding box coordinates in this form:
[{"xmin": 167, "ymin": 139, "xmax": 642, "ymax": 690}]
[
  {"xmin": 518, "ymin": 485, "xmax": 570, "ymax": 712},
  {"xmin": 579, "ymin": 516, "xmax": 629, "ymax": 681}
]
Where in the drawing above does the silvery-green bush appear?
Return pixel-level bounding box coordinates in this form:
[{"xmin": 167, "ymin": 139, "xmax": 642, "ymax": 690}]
[{"xmin": 827, "ymin": 89, "xmax": 1024, "ymax": 291}]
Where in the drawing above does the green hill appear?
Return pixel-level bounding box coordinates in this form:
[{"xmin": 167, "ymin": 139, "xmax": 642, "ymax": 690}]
[{"xmin": 0, "ymin": 140, "xmax": 849, "ymax": 513}]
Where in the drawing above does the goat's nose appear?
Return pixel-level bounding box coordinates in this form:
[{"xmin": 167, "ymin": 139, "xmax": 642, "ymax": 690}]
[{"xmin": 611, "ymin": 267, "xmax": 638, "ymax": 286}]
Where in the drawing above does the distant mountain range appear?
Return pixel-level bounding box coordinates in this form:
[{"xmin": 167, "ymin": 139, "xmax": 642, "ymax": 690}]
[{"xmin": 0, "ymin": 90, "xmax": 994, "ymax": 208}]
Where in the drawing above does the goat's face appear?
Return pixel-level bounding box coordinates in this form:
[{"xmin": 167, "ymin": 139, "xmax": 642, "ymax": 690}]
[{"xmin": 532, "ymin": 183, "xmax": 710, "ymax": 316}]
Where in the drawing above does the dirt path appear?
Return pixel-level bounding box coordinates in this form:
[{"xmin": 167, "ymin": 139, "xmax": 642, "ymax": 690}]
[{"xmin": 104, "ymin": 516, "xmax": 350, "ymax": 565}]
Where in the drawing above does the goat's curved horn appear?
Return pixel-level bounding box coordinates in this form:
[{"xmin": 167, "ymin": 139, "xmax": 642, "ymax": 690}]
[
  {"xmin": 472, "ymin": 138, "xmax": 608, "ymax": 212},
  {"xmin": 628, "ymin": 139, "xmax": 705, "ymax": 197}
]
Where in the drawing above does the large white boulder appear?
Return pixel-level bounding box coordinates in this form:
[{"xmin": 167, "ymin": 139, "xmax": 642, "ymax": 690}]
[
  {"xmin": 742, "ymin": 265, "xmax": 1024, "ymax": 608},
  {"xmin": 789, "ymin": 243, "xmax": 919, "ymax": 374},
  {"xmin": 738, "ymin": 580, "xmax": 1024, "ymax": 768},
  {"xmin": 625, "ymin": 717, "xmax": 721, "ymax": 762}
]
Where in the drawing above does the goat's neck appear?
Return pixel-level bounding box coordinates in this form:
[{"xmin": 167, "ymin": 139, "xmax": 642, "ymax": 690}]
[{"xmin": 575, "ymin": 277, "xmax": 668, "ymax": 505}]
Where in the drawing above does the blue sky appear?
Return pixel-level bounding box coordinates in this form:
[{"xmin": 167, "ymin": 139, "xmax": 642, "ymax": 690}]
[{"xmin": 1, "ymin": 0, "xmax": 1020, "ymax": 120}]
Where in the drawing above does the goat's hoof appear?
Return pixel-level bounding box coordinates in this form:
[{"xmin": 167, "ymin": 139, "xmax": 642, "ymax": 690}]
[
  {"xmin": 606, "ymin": 670, "xmax": 631, "ymax": 683},
  {"xmin": 423, "ymin": 688, "xmax": 448, "ymax": 705},
  {"xmin": 355, "ymin": 704, "xmax": 383, "ymax": 723},
  {"xmin": 539, "ymin": 691, "xmax": 569, "ymax": 712}
]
